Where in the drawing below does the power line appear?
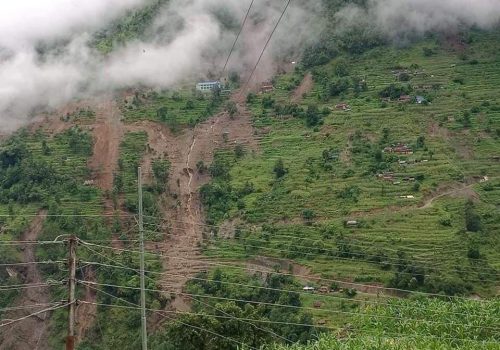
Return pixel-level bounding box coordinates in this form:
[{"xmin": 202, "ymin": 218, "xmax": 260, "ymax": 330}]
[
  {"xmin": 78, "ymin": 257, "xmax": 487, "ymax": 302},
  {"xmin": 0, "ymin": 303, "xmax": 69, "ymax": 328},
  {"xmin": 77, "ymin": 301, "xmax": 500, "ymax": 344},
  {"xmin": 139, "ymin": 218, "xmax": 497, "ymax": 265},
  {"xmin": 82, "ymin": 282, "xmax": 258, "ymax": 350},
  {"xmin": 0, "ymin": 302, "xmax": 62, "ymax": 313},
  {"xmin": 0, "ymin": 241, "xmax": 64, "ymax": 246},
  {"xmin": 240, "ymin": 0, "xmax": 293, "ymax": 94},
  {"xmin": 80, "ymin": 238, "xmax": 499, "ymax": 283},
  {"xmin": 141, "ymin": 271, "xmax": 491, "ymax": 318},
  {"xmin": 220, "ymin": 0, "xmax": 256, "ymax": 76},
  {"xmin": 79, "ymin": 238, "xmax": 499, "ymax": 286},
  {"xmin": 0, "ymin": 214, "xmax": 135, "ymax": 218},
  {"xmin": 79, "ymin": 241, "xmax": 291, "ymax": 344},
  {"xmin": 75, "ymin": 280, "xmax": 500, "ymax": 330},
  {"xmin": 0, "ymin": 281, "xmax": 64, "ymax": 292},
  {"xmin": 0, "ymin": 261, "xmax": 65, "ymax": 267}
]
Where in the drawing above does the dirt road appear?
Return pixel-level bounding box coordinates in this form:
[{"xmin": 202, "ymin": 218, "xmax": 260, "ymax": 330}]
[{"xmin": 0, "ymin": 211, "xmax": 51, "ymax": 350}]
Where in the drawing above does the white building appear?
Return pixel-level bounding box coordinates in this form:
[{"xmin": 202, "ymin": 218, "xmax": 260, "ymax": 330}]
[{"xmin": 196, "ymin": 81, "xmax": 221, "ymax": 92}]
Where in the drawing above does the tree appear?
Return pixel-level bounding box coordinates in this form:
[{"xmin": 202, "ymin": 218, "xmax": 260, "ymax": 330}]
[
  {"xmin": 302, "ymin": 209, "xmax": 316, "ymax": 225},
  {"xmin": 234, "ymin": 144, "xmax": 245, "ymax": 159},
  {"xmin": 305, "ymin": 105, "xmax": 323, "ymax": 127},
  {"xmin": 327, "ymin": 78, "xmax": 350, "ymax": 97},
  {"xmin": 226, "ymin": 101, "xmax": 238, "ymax": 118},
  {"xmin": 416, "ymin": 135, "xmax": 425, "ymax": 149},
  {"xmin": 273, "ymin": 159, "xmax": 287, "ymax": 179},
  {"xmin": 152, "ymin": 159, "xmax": 170, "ymax": 187},
  {"xmin": 156, "ymin": 106, "xmax": 168, "ymax": 121},
  {"xmin": 379, "ymin": 84, "xmax": 412, "ymax": 99},
  {"xmin": 465, "ymin": 200, "xmax": 481, "ymax": 232},
  {"xmin": 333, "ymin": 59, "xmax": 349, "ymax": 77},
  {"xmin": 112, "ymin": 173, "xmax": 123, "ymax": 193},
  {"xmin": 196, "ymin": 160, "xmax": 207, "ymax": 174}
]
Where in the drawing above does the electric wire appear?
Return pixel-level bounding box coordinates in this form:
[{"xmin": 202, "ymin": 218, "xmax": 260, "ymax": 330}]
[
  {"xmin": 141, "ymin": 226, "xmax": 494, "ymax": 267},
  {"xmin": 0, "ymin": 302, "xmax": 62, "ymax": 313},
  {"xmin": 82, "ymin": 282, "xmax": 258, "ymax": 350},
  {"xmin": 0, "ymin": 302, "xmax": 69, "ymax": 328},
  {"xmin": 79, "ymin": 242, "xmax": 291, "ymax": 344},
  {"xmin": 0, "ymin": 281, "xmax": 65, "ymax": 292},
  {"xmin": 78, "ymin": 255, "xmax": 488, "ymax": 302},
  {"xmin": 75, "ymin": 280, "xmax": 500, "ymax": 330},
  {"xmin": 0, "ymin": 261, "xmax": 65, "ymax": 267},
  {"xmin": 80, "ymin": 238, "xmax": 499, "ymax": 283},
  {"xmin": 75, "ymin": 258, "xmax": 497, "ymax": 324},
  {"xmin": 240, "ymin": 0, "xmax": 292, "ymax": 95},
  {"xmin": 77, "ymin": 301, "xmax": 500, "ymax": 345},
  {"xmin": 220, "ymin": 0, "xmax": 256, "ymax": 76}
]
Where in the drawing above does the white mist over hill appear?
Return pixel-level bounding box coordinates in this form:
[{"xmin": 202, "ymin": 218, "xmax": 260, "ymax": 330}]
[
  {"xmin": 1, "ymin": 0, "xmax": 499, "ymax": 132},
  {"xmin": 0, "ymin": 0, "xmax": 322, "ymax": 132}
]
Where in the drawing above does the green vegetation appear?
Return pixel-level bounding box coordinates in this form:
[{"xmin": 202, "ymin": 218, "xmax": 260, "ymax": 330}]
[
  {"xmin": 267, "ymin": 298, "xmax": 500, "ymax": 350},
  {"xmin": 150, "ymin": 269, "xmax": 317, "ymax": 349},
  {"xmin": 202, "ymin": 29, "xmax": 500, "ymax": 300},
  {"xmin": 121, "ymin": 89, "xmax": 224, "ymax": 130},
  {"xmin": 1, "ymin": 1, "xmax": 500, "ymax": 348},
  {"xmin": 92, "ymin": 0, "xmax": 170, "ymax": 54}
]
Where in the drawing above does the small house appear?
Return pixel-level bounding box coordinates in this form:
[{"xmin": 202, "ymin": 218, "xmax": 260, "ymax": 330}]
[
  {"xmin": 384, "ymin": 143, "xmax": 413, "ymax": 155},
  {"xmin": 398, "ymin": 95, "xmax": 412, "ymax": 103},
  {"xmin": 416, "ymin": 96, "xmax": 427, "ymax": 104},
  {"xmin": 378, "ymin": 172, "xmax": 395, "ymax": 182},
  {"xmin": 346, "ymin": 220, "xmax": 358, "ymax": 227},
  {"xmin": 196, "ymin": 81, "xmax": 221, "ymax": 92},
  {"xmin": 318, "ymin": 286, "xmax": 330, "ymax": 294},
  {"xmin": 335, "ymin": 103, "xmax": 350, "ymax": 110},
  {"xmin": 303, "ymin": 286, "xmax": 315, "ymax": 292},
  {"xmin": 260, "ymin": 82, "xmax": 274, "ymax": 93}
]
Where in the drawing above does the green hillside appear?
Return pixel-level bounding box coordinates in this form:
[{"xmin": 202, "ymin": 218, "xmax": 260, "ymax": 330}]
[{"xmin": 0, "ymin": 2, "xmax": 499, "ymax": 349}]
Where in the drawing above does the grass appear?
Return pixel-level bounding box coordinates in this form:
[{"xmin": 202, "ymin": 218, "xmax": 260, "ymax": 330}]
[{"xmin": 202, "ymin": 30, "xmax": 500, "ymax": 296}]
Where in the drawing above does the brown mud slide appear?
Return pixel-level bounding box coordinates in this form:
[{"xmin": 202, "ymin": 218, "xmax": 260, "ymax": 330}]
[
  {"xmin": 127, "ymin": 92, "xmax": 258, "ymax": 311},
  {"xmin": 0, "ymin": 211, "xmax": 51, "ymax": 350},
  {"xmin": 292, "ymin": 73, "xmax": 314, "ymax": 102},
  {"xmin": 75, "ymin": 96, "xmax": 126, "ymax": 343}
]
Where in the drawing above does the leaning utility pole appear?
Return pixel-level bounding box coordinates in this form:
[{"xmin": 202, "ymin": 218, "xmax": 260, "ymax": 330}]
[
  {"xmin": 138, "ymin": 167, "xmax": 148, "ymax": 350},
  {"xmin": 66, "ymin": 235, "xmax": 77, "ymax": 350}
]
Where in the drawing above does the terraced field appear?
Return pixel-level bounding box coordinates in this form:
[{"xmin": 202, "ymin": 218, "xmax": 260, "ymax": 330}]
[{"xmin": 202, "ymin": 29, "xmax": 500, "ymax": 306}]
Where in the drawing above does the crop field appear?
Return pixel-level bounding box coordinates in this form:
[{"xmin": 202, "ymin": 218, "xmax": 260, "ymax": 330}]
[{"xmin": 204, "ymin": 29, "xmax": 500, "ymax": 302}]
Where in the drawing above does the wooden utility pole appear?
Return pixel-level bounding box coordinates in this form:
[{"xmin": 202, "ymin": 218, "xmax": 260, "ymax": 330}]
[
  {"xmin": 138, "ymin": 167, "xmax": 148, "ymax": 350},
  {"xmin": 66, "ymin": 235, "xmax": 77, "ymax": 350}
]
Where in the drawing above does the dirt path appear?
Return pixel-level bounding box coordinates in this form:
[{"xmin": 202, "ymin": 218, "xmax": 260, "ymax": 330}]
[
  {"xmin": 0, "ymin": 211, "xmax": 51, "ymax": 350},
  {"xmin": 419, "ymin": 181, "xmax": 481, "ymax": 209},
  {"xmin": 292, "ymin": 73, "xmax": 313, "ymax": 102}
]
